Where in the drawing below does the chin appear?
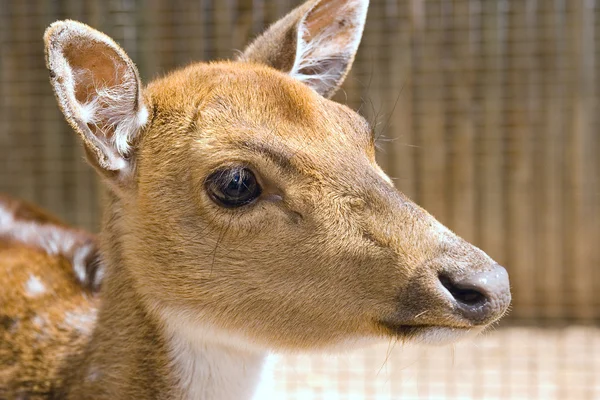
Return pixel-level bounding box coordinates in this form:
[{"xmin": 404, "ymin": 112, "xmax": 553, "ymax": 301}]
[
  {"xmin": 313, "ymin": 336, "xmax": 385, "ymax": 354},
  {"xmin": 381, "ymin": 324, "xmax": 485, "ymax": 346}
]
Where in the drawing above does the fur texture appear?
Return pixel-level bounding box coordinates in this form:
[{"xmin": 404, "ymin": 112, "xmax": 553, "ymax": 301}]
[
  {"xmin": 0, "ymin": 195, "xmax": 100, "ymax": 398},
  {"xmin": 0, "ymin": 195, "xmax": 102, "ymax": 291},
  {"xmin": 240, "ymin": 0, "xmax": 367, "ymax": 98},
  {"xmin": 44, "ymin": 20, "xmax": 148, "ymax": 175},
  {"xmin": 1, "ymin": 0, "xmax": 511, "ymax": 399},
  {"xmin": 291, "ymin": 0, "xmax": 368, "ymax": 97}
]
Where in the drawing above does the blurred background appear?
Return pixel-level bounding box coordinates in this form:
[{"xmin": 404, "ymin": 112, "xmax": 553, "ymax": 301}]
[{"xmin": 0, "ymin": 0, "xmax": 598, "ymax": 399}]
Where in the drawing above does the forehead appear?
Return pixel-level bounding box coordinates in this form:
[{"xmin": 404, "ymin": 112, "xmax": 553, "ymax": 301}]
[{"xmin": 148, "ymin": 62, "xmax": 372, "ymax": 151}]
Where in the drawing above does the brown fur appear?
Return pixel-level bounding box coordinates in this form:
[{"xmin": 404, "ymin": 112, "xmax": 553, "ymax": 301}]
[
  {"xmin": 0, "ymin": 196, "xmax": 99, "ymax": 399},
  {"xmin": 1, "ymin": 1, "xmax": 510, "ymax": 398}
]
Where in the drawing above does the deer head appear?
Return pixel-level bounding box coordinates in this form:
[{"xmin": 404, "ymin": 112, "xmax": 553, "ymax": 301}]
[{"xmin": 44, "ymin": 0, "xmax": 510, "ymax": 369}]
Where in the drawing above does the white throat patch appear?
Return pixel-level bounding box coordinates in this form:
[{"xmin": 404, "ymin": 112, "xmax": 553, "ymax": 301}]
[{"xmin": 160, "ymin": 309, "xmax": 266, "ymax": 400}]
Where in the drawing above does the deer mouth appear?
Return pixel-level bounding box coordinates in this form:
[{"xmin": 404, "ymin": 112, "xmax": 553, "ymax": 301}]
[{"xmin": 378, "ymin": 321, "xmax": 482, "ymax": 346}]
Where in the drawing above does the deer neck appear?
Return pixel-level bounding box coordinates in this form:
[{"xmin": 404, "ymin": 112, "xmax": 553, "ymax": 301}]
[
  {"xmin": 163, "ymin": 319, "xmax": 266, "ymax": 400},
  {"xmin": 62, "ymin": 201, "xmax": 266, "ymax": 400}
]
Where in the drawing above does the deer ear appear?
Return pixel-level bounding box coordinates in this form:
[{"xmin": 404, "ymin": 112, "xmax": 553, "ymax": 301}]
[
  {"xmin": 240, "ymin": 0, "xmax": 368, "ymax": 98},
  {"xmin": 44, "ymin": 20, "xmax": 148, "ymax": 178}
]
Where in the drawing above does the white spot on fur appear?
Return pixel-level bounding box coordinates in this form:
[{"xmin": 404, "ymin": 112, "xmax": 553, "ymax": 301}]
[
  {"xmin": 86, "ymin": 365, "xmax": 101, "ymax": 382},
  {"xmin": 25, "ymin": 275, "xmax": 47, "ymax": 297},
  {"xmin": 31, "ymin": 315, "xmax": 46, "ymax": 328},
  {"xmin": 0, "ymin": 203, "xmax": 15, "ymax": 226},
  {"xmin": 94, "ymin": 266, "xmax": 105, "ymax": 285},
  {"xmin": 62, "ymin": 308, "xmax": 97, "ymax": 335},
  {"xmin": 72, "ymin": 242, "xmax": 95, "ymax": 284}
]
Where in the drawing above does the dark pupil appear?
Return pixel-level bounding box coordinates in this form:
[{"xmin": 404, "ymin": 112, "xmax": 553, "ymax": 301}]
[
  {"xmin": 225, "ymin": 171, "xmax": 250, "ymax": 197},
  {"xmin": 209, "ymin": 168, "xmax": 260, "ymax": 208}
]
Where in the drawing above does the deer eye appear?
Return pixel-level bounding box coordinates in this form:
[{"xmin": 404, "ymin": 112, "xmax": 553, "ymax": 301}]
[{"xmin": 205, "ymin": 167, "xmax": 262, "ymax": 208}]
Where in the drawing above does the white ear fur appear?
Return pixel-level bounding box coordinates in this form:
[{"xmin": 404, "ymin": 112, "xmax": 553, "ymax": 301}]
[
  {"xmin": 291, "ymin": 0, "xmax": 369, "ymax": 97},
  {"xmin": 241, "ymin": 0, "xmax": 369, "ymax": 98},
  {"xmin": 44, "ymin": 20, "xmax": 148, "ymax": 174}
]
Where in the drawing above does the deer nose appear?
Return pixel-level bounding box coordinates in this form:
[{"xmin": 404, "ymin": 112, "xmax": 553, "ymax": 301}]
[{"xmin": 439, "ymin": 264, "xmax": 511, "ymax": 325}]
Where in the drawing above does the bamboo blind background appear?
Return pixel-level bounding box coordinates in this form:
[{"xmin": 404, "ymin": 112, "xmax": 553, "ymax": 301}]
[
  {"xmin": 0, "ymin": 0, "xmax": 599, "ymax": 324},
  {"xmin": 262, "ymin": 325, "xmax": 600, "ymax": 399}
]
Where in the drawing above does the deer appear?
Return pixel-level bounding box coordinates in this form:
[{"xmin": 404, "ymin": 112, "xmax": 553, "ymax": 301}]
[
  {"xmin": 0, "ymin": 195, "xmax": 102, "ymax": 398},
  {"xmin": 0, "ymin": 0, "xmax": 511, "ymax": 398},
  {"xmin": 0, "ymin": 195, "xmax": 103, "ymax": 291}
]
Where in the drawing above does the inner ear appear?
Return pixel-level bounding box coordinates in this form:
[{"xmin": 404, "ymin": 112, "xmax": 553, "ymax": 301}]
[
  {"xmin": 64, "ymin": 42, "xmax": 127, "ymax": 106},
  {"xmin": 62, "ymin": 40, "xmax": 142, "ymax": 151},
  {"xmin": 45, "ymin": 20, "xmax": 147, "ymax": 181},
  {"xmin": 240, "ymin": 0, "xmax": 369, "ymax": 98}
]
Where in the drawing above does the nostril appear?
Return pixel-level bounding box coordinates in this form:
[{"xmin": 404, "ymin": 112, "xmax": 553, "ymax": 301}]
[
  {"xmin": 439, "ymin": 274, "xmax": 488, "ymax": 307},
  {"xmin": 438, "ymin": 264, "xmax": 511, "ymax": 325}
]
